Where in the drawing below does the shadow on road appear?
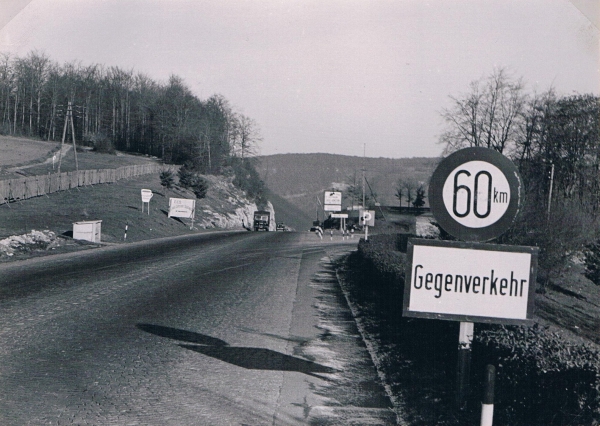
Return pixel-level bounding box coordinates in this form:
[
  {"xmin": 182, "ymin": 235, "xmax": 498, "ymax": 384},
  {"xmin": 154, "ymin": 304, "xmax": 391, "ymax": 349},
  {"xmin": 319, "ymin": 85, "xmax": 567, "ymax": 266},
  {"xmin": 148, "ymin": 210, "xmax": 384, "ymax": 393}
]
[
  {"xmin": 137, "ymin": 323, "xmax": 336, "ymax": 378},
  {"xmin": 137, "ymin": 323, "xmax": 228, "ymax": 346}
]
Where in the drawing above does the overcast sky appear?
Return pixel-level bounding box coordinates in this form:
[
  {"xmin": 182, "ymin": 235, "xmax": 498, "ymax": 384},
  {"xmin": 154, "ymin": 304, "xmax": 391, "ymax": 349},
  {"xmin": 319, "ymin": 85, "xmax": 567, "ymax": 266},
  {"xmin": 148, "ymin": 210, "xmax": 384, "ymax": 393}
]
[{"xmin": 0, "ymin": 0, "xmax": 598, "ymax": 159}]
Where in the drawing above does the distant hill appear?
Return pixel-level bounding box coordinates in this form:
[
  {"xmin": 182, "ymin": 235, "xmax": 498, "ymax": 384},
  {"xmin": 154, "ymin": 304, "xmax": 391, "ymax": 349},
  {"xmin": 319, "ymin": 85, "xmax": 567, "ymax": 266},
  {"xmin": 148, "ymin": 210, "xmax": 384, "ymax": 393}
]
[
  {"xmin": 257, "ymin": 153, "xmax": 439, "ymax": 221},
  {"xmin": 265, "ymin": 189, "xmax": 314, "ymax": 232}
]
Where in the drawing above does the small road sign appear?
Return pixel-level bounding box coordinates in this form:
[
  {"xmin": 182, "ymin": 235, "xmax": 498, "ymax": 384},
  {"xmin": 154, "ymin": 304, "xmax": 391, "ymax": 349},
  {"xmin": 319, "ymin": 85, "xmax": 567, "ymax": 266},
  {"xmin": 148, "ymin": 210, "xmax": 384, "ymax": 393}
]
[
  {"xmin": 359, "ymin": 210, "xmax": 375, "ymax": 226},
  {"xmin": 141, "ymin": 189, "xmax": 153, "ymax": 203},
  {"xmin": 429, "ymin": 147, "xmax": 522, "ymax": 242},
  {"xmin": 330, "ymin": 213, "xmax": 348, "ymax": 218}
]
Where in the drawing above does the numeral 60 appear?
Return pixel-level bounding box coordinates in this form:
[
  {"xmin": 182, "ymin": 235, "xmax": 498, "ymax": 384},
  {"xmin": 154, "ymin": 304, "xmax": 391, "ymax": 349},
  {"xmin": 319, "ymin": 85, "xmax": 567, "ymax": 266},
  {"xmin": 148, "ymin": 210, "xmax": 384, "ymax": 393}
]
[{"xmin": 453, "ymin": 170, "xmax": 492, "ymax": 219}]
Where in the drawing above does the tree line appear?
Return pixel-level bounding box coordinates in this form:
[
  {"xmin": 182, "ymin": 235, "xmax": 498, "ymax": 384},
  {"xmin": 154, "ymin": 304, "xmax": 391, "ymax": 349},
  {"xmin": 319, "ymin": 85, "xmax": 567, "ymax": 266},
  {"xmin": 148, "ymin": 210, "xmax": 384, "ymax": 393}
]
[
  {"xmin": 439, "ymin": 68, "xmax": 600, "ymax": 285},
  {"xmin": 0, "ymin": 50, "xmax": 261, "ymax": 175}
]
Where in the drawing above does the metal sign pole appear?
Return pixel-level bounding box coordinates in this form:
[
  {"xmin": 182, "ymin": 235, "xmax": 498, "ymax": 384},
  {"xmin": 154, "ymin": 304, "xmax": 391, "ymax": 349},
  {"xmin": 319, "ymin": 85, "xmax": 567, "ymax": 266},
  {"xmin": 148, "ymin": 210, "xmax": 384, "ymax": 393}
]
[
  {"xmin": 417, "ymin": 147, "xmax": 528, "ymax": 415},
  {"xmin": 457, "ymin": 321, "xmax": 474, "ymax": 410}
]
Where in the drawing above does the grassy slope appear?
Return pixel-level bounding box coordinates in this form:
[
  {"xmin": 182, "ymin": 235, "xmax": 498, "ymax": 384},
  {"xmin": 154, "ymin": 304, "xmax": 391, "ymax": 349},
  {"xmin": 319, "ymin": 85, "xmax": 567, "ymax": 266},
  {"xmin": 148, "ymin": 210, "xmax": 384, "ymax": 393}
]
[
  {"xmin": 0, "ymin": 173, "xmax": 220, "ymax": 243},
  {"xmin": 0, "ymin": 136, "xmax": 60, "ymax": 168},
  {"xmin": 0, "ymin": 137, "xmax": 312, "ymax": 246}
]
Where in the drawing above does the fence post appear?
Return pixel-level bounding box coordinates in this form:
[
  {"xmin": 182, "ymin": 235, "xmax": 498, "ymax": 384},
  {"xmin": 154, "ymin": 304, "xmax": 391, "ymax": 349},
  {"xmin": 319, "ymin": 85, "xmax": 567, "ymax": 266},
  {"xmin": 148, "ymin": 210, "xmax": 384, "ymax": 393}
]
[{"xmin": 480, "ymin": 364, "xmax": 496, "ymax": 426}]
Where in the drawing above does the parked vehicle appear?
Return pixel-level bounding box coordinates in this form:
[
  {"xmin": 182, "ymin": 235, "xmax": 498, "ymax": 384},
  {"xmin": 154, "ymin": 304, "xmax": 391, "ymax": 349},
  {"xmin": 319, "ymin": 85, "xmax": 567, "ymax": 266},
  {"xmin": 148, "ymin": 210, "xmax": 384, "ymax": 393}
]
[
  {"xmin": 276, "ymin": 222, "xmax": 286, "ymax": 231},
  {"xmin": 253, "ymin": 210, "xmax": 271, "ymax": 231}
]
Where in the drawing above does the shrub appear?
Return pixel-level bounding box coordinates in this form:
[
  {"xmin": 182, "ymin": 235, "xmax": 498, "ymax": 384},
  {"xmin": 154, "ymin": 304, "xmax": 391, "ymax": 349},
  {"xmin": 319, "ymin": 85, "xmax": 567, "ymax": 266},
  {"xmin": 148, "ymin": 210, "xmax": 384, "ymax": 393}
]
[
  {"xmin": 584, "ymin": 239, "xmax": 600, "ymax": 285},
  {"xmin": 498, "ymin": 197, "xmax": 597, "ymax": 290},
  {"xmin": 88, "ymin": 133, "xmax": 115, "ymax": 154},
  {"xmin": 474, "ymin": 324, "xmax": 600, "ymax": 425},
  {"xmin": 357, "ymin": 234, "xmax": 407, "ymax": 288},
  {"xmin": 177, "ymin": 164, "xmax": 195, "ymax": 188},
  {"xmin": 354, "ymin": 232, "xmax": 600, "ymax": 424},
  {"xmin": 177, "ymin": 163, "xmax": 209, "ymax": 199},
  {"xmin": 190, "ymin": 177, "xmax": 209, "ymax": 199},
  {"xmin": 159, "ymin": 170, "xmax": 174, "ymax": 189}
]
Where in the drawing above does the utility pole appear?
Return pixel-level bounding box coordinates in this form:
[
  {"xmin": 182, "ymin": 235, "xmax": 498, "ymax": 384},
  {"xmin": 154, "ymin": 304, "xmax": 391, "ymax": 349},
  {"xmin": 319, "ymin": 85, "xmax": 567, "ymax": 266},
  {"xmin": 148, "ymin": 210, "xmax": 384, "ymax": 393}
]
[
  {"xmin": 57, "ymin": 101, "xmax": 79, "ymax": 174},
  {"xmin": 547, "ymin": 162, "xmax": 554, "ymax": 221},
  {"xmin": 362, "ymin": 143, "xmax": 366, "ymax": 208}
]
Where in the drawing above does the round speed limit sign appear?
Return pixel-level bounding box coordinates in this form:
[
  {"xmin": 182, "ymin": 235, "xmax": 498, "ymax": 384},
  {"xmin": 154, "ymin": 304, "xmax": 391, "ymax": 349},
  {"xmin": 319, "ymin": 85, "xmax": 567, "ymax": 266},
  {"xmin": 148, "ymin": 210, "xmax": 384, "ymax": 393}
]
[{"xmin": 429, "ymin": 147, "xmax": 522, "ymax": 242}]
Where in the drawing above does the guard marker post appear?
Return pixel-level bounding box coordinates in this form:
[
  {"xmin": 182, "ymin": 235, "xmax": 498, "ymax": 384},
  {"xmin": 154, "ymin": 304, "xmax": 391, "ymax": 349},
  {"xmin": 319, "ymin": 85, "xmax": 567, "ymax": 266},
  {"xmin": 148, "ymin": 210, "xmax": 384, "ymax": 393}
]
[{"xmin": 480, "ymin": 364, "xmax": 496, "ymax": 426}]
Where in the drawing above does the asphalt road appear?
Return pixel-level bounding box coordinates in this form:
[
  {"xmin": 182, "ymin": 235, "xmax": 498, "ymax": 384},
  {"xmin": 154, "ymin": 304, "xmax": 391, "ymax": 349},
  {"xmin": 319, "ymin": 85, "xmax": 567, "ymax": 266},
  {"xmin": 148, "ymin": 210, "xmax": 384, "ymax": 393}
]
[{"xmin": 0, "ymin": 231, "xmax": 396, "ymax": 425}]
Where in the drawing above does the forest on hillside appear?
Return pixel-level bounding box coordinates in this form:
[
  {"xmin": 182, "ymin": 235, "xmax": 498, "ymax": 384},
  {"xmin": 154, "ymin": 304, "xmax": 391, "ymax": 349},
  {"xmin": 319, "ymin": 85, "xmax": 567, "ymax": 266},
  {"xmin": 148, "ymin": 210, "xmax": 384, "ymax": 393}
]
[
  {"xmin": 0, "ymin": 51, "xmax": 261, "ymax": 173},
  {"xmin": 0, "ymin": 51, "xmax": 267, "ymax": 203}
]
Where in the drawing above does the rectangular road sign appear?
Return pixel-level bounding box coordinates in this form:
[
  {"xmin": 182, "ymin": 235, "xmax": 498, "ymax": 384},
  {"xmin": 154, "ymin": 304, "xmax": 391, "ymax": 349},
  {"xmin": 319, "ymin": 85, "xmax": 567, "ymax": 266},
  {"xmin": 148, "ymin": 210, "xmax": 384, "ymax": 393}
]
[
  {"xmin": 324, "ymin": 204, "xmax": 342, "ymax": 212},
  {"xmin": 168, "ymin": 198, "xmax": 196, "ymax": 219},
  {"xmin": 359, "ymin": 209, "xmax": 375, "ymax": 226},
  {"xmin": 324, "ymin": 191, "xmax": 342, "ymax": 205},
  {"xmin": 330, "ymin": 213, "xmax": 348, "ymax": 218},
  {"xmin": 403, "ymin": 238, "xmax": 538, "ymax": 325}
]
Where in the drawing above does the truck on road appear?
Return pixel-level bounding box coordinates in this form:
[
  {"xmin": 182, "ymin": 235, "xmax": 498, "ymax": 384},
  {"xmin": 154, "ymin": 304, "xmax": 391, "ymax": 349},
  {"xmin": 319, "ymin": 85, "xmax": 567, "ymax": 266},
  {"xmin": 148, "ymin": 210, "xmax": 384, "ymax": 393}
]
[{"xmin": 253, "ymin": 210, "xmax": 271, "ymax": 231}]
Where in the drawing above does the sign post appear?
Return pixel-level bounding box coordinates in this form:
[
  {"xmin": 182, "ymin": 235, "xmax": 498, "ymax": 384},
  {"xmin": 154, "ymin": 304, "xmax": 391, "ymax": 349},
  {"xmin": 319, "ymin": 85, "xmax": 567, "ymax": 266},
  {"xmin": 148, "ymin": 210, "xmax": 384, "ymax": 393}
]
[
  {"xmin": 359, "ymin": 210, "xmax": 374, "ymax": 241},
  {"xmin": 404, "ymin": 147, "xmax": 535, "ymax": 414},
  {"xmin": 141, "ymin": 189, "xmax": 153, "ymax": 214}
]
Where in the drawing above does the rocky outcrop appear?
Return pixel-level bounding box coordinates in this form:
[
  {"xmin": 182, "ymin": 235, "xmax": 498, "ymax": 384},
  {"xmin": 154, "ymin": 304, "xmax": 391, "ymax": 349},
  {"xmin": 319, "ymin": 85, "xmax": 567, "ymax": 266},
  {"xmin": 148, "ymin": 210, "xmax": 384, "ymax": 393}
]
[{"xmin": 193, "ymin": 175, "xmax": 275, "ymax": 230}]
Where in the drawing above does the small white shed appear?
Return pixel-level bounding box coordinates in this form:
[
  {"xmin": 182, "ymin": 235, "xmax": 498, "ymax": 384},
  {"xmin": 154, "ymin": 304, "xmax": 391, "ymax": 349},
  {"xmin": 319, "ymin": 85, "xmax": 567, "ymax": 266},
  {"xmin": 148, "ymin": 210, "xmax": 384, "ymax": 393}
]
[{"xmin": 73, "ymin": 220, "xmax": 102, "ymax": 243}]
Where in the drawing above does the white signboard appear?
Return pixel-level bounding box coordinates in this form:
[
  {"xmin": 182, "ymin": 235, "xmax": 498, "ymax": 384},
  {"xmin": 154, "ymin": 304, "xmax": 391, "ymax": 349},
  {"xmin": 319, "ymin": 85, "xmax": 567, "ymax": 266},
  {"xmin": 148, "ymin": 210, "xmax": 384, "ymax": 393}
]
[
  {"xmin": 330, "ymin": 213, "xmax": 348, "ymax": 218},
  {"xmin": 141, "ymin": 189, "xmax": 153, "ymax": 202},
  {"xmin": 403, "ymin": 239, "xmax": 538, "ymax": 324},
  {"xmin": 324, "ymin": 191, "xmax": 342, "ymax": 205},
  {"xmin": 324, "ymin": 204, "xmax": 342, "ymax": 212},
  {"xmin": 168, "ymin": 198, "xmax": 196, "ymax": 219}
]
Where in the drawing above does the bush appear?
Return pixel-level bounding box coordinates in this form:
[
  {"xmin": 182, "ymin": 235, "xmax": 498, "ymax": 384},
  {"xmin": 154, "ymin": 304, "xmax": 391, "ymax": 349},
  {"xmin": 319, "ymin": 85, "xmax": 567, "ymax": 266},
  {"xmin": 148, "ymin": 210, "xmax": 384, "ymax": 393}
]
[
  {"xmin": 474, "ymin": 324, "xmax": 600, "ymax": 424},
  {"xmin": 177, "ymin": 164, "xmax": 195, "ymax": 188},
  {"xmin": 190, "ymin": 177, "xmax": 209, "ymax": 199},
  {"xmin": 498, "ymin": 197, "xmax": 597, "ymax": 290},
  {"xmin": 159, "ymin": 170, "xmax": 174, "ymax": 189},
  {"xmin": 357, "ymin": 234, "xmax": 407, "ymax": 288},
  {"xmin": 87, "ymin": 133, "xmax": 115, "ymax": 154},
  {"xmin": 353, "ymin": 232, "xmax": 600, "ymax": 424},
  {"xmin": 584, "ymin": 239, "xmax": 600, "ymax": 285},
  {"xmin": 177, "ymin": 163, "xmax": 209, "ymax": 199}
]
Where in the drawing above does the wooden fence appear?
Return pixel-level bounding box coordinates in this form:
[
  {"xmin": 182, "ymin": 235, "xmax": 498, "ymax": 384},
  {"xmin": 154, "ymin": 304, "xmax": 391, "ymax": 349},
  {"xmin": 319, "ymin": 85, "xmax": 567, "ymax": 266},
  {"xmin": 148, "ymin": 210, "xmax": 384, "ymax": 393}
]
[{"xmin": 0, "ymin": 164, "xmax": 175, "ymax": 205}]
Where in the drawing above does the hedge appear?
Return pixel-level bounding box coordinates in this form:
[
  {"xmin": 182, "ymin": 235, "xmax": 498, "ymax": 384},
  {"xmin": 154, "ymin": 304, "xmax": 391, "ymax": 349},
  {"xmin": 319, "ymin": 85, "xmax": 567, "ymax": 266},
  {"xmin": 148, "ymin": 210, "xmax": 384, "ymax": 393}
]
[{"xmin": 353, "ymin": 233, "xmax": 600, "ymax": 424}]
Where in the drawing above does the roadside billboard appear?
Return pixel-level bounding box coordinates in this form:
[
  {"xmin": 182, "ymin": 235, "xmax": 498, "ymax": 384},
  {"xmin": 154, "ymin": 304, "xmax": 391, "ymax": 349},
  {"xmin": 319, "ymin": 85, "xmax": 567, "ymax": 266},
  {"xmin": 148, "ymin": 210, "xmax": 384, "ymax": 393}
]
[{"xmin": 168, "ymin": 198, "xmax": 196, "ymax": 219}]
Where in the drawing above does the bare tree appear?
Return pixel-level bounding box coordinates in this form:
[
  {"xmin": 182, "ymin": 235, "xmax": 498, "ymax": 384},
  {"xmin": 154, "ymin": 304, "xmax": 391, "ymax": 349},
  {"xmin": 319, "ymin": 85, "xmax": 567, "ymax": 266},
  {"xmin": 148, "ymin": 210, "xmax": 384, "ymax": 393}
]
[
  {"xmin": 440, "ymin": 68, "xmax": 526, "ymax": 155},
  {"xmin": 231, "ymin": 113, "xmax": 261, "ymax": 162},
  {"xmin": 395, "ymin": 185, "xmax": 403, "ymax": 207}
]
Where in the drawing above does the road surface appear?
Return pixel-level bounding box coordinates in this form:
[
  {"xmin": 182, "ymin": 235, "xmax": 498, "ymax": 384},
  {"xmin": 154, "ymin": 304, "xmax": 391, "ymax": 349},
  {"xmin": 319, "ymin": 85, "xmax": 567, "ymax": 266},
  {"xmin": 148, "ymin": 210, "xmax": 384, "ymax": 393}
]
[{"xmin": 0, "ymin": 231, "xmax": 396, "ymax": 425}]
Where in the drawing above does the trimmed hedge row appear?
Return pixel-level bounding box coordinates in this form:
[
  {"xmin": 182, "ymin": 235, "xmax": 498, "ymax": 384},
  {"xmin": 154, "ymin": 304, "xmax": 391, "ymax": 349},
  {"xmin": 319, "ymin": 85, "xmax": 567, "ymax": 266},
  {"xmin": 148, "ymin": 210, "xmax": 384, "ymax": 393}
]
[{"xmin": 355, "ymin": 234, "xmax": 600, "ymax": 424}]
